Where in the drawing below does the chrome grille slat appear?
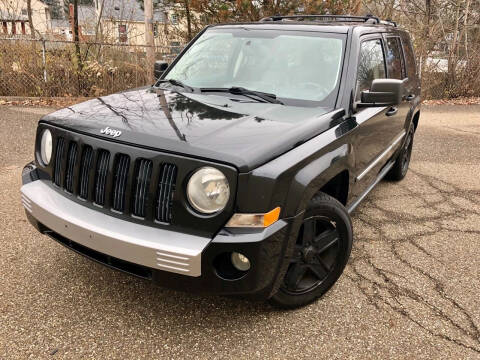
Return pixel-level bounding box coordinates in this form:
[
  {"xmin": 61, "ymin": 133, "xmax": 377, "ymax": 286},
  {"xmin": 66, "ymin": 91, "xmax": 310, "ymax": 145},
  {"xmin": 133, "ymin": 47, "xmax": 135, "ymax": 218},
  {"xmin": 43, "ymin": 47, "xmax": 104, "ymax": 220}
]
[
  {"xmin": 156, "ymin": 163, "xmax": 177, "ymax": 223},
  {"xmin": 94, "ymin": 150, "xmax": 110, "ymax": 206},
  {"xmin": 64, "ymin": 142, "xmax": 78, "ymax": 193},
  {"xmin": 78, "ymin": 146, "xmax": 93, "ymax": 199},
  {"xmin": 49, "ymin": 134, "xmax": 177, "ymax": 225},
  {"xmin": 53, "ymin": 138, "xmax": 65, "ymax": 186},
  {"xmin": 158, "ymin": 164, "xmax": 168, "ymax": 222},
  {"xmin": 112, "ymin": 154, "xmax": 130, "ymax": 212},
  {"xmin": 163, "ymin": 165, "xmax": 174, "ymax": 221},
  {"xmin": 132, "ymin": 159, "xmax": 152, "ymax": 218},
  {"xmin": 166, "ymin": 165, "xmax": 177, "ymax": 221}
]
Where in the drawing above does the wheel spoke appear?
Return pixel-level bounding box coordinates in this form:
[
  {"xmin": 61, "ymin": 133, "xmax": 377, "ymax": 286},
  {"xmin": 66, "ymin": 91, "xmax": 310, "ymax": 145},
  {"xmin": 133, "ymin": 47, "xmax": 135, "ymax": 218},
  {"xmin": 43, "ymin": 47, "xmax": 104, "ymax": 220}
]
[
  {"xmin": 285, "ymin": 263, "xmax": 308, "ymax": 291},
  {"xmin": 302, "ymin": 218, "xmax": 316, "ymax": 245},
  {"xmin": 314, "ymin": 254, "xmax": 331, "ymax": 272},
  {"xmin": 308, "ymin": 263, "xmax": 329, "ymax": 281},
  {"xmin": 314, "ymin": 229, "xmax": 339, "ymax": 254},
  {"xmin": 291, "ymin": 245, "xmax": 303, "ymax": 262}
]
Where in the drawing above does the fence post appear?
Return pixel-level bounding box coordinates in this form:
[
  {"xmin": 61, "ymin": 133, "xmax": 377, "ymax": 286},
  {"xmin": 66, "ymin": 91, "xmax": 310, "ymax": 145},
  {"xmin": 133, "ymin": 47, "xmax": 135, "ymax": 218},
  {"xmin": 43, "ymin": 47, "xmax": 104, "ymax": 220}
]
[
  {"xmin": 418, "ymin": 55, "xmax": 422, "ymax": 79},
  {"xmin": 41, "ymin": 39, "xmax": 47, "ymax": 83}
]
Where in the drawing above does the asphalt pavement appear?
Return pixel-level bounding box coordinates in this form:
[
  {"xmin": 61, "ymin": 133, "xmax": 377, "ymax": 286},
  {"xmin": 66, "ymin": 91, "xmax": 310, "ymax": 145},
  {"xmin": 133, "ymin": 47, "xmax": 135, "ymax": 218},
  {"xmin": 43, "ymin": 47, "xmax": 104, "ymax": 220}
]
[{"xmin": 0, "ymin": 104, "xmax": 479, "ymax": 359}]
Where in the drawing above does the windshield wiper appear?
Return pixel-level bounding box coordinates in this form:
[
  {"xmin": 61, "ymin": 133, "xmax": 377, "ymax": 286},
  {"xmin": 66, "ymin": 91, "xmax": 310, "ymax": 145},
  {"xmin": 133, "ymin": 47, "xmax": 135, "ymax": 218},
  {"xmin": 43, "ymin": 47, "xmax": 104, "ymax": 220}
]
[
  {"xmin": 154, "ymin": 78, "xmax": 194, "ymax": 92},
  {"xmin": 200, "ymin": 87, "xmax": 284, "ymax": 105}
]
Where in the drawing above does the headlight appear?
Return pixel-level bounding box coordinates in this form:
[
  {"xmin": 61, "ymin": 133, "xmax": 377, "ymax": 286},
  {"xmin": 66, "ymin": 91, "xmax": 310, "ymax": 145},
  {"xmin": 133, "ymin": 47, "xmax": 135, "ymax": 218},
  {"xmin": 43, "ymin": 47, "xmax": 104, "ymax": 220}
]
[
  {"xmin": 187, "ymin": 167, "xmax": 230, "ymax": 214},
  {"xmin": 40, "ymin": 129, "xmax": 52, "ymax": 165}
]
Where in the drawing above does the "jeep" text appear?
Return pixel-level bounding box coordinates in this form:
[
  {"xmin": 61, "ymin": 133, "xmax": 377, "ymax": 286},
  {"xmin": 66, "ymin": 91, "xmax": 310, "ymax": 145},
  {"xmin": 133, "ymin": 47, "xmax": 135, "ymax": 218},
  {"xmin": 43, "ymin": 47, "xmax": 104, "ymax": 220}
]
[{"xmin": 100, "ymin": 127, "xmax": 122, "ymax": 138}]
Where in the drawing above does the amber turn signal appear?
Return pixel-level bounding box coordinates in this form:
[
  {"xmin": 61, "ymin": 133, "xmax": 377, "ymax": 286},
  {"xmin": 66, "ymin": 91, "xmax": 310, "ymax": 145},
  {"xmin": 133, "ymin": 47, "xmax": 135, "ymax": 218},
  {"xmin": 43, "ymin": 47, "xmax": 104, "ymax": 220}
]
[{"xmin": 225, "ymin": 207, "xmax": 281, "ymax": 228}]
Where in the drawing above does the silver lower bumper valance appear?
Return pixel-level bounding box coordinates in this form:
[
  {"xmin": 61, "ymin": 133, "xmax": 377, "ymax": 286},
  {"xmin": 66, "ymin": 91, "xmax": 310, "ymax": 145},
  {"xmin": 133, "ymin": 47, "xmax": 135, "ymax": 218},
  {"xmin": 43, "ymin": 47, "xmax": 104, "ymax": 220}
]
[{"xmin": 21, "ymin": 180, "xmax": 210, "ymax": 277}]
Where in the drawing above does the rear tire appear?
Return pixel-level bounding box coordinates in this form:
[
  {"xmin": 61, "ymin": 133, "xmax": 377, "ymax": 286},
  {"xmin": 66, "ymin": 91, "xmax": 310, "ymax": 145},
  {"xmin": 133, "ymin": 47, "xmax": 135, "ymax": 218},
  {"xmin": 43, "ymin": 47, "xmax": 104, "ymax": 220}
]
[
  {"xmin": 269, "ymin": 192, "xmax": 353, "ymax": 309},
  {"xmin": 386, "ymin": 127, "xmax": 414, "ymax": 181}
]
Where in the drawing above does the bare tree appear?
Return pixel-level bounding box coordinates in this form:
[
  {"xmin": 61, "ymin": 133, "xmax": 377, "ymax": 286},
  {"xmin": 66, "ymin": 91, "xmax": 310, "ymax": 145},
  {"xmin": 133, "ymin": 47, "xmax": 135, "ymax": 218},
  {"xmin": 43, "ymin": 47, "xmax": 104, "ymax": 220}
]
[
  {"xmin": 72, "ymin": 0, "xmax": 82, "ymax": 72},
  {"xmin": 183, "ymin": 0, "xmax": 192, "ymax": 41},
  {"xmin": 94, "ymin": 0, "xmax": 105, "ymax": 42},
  {"xmin": 144, "ymin": 0, "xmax": 155, "ymax": 82},
  {"xmin": 26, "ymin": 0, "xmax": 36, "ymax": 39}
]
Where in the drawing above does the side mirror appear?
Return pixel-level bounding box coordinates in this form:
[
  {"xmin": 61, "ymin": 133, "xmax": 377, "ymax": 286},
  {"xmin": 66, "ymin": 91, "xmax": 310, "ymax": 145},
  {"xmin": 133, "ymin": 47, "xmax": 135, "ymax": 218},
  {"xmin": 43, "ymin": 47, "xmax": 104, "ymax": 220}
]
[
  {"xmin": 154, "ymin": 61, "xmax": 169, "ymax": 79},
  {"xmin": 358, "ymin": 79, "xmax": 404, "ymax": 108}
]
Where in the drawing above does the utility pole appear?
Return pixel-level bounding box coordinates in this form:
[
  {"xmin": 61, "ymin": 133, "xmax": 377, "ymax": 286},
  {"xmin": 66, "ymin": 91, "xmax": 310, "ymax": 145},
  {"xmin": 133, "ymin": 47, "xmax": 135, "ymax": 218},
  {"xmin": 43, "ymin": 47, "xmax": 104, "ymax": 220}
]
[{"xmin": 144, "ymin": 0, "xmax": 155, "ymax": 83}]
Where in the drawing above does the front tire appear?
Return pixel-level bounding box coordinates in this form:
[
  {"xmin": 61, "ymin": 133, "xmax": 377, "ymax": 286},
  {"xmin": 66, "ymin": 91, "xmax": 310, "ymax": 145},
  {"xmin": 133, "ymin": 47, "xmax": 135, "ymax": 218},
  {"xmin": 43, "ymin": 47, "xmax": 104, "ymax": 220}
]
[{"xmin": 269, "ymin": 192, "xmax": 353, "ymax": 309}]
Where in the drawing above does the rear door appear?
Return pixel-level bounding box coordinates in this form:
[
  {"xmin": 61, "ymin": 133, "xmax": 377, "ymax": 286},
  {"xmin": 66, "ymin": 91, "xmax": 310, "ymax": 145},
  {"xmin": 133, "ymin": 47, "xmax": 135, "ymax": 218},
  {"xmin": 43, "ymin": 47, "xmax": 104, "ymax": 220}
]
[
  {"xmin": 399, "ymin": 33, "xmax": 421, "ymax": 104},
  {"xmin": 383, "ymin": 35, "xmax": 410, "ymax": 135}
]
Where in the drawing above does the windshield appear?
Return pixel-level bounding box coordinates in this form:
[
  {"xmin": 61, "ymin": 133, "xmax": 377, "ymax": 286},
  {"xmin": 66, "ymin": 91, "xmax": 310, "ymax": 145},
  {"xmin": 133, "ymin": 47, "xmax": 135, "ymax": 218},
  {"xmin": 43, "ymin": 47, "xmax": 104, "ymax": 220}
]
[{"xmin": 164, "ymin": 28, "xmax": 346, "ymax": 107}]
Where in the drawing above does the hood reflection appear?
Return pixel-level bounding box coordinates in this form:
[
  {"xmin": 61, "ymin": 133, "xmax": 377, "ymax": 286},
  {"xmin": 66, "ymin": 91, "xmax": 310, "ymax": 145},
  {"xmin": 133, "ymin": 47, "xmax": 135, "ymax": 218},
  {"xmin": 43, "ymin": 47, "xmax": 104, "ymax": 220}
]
[{"xmin": 41, "ymin": 87, "xmax": 335, "ymax": 172}]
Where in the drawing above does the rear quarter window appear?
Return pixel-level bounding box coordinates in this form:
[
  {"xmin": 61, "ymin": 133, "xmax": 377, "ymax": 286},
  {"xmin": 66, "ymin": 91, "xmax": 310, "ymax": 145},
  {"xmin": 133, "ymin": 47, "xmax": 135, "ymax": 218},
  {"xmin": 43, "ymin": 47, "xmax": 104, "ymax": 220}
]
[
  {"xmin": 401, "ymin": 36, "xmax": 418, "ymax": 78},
  {"xmin": 385, "ymin": 37, "xmax": 406, "ymax": 79}
]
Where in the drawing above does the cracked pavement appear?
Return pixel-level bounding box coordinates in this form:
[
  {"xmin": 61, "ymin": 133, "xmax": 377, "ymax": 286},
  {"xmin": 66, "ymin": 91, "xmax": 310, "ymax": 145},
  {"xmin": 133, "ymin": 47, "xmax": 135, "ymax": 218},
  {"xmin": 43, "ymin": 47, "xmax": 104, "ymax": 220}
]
[{"xmin": 0, "ymin": 105, "xmax": 479, "ymax": 359}]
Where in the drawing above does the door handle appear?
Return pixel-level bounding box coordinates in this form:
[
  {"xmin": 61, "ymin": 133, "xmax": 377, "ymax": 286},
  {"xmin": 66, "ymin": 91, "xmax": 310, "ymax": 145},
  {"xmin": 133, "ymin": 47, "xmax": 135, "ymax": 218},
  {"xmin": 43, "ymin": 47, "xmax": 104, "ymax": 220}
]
[
  {"xmin": 405, "ymin": 94, "xmax": 415, "ymax": 101},
  {"xmin": 386, "ymin": 107, "xmax": 398, "ymax": 116}
]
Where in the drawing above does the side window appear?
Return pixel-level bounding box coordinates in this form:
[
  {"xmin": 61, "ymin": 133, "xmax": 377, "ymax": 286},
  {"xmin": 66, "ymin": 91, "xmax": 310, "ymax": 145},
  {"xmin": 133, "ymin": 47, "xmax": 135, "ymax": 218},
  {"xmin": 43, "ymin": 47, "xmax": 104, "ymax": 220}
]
[
  {"xmin": 355, "ymin": 39, "xmax": 386, "ymax": 101},
  {"xmin": 118, "ymin": 24, "xmax": 127, "ymax": 43},
  {"xmin": 402, "ymin": 38, "xmax": 417, "ymax": 78},
  {"xmin": 385, "ymin": 37, "xmax": 406, "ymax": 79}
]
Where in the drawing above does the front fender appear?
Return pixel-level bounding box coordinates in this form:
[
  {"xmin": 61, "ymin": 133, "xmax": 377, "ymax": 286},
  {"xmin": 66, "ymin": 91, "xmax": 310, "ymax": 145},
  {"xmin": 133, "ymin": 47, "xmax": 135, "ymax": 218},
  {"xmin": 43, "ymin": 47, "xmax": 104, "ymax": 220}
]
[
  {"xmin": 235, "ymin": 118, "xmax": 356, "ymax": 219},
  {"xmin": 284, "ymin": 144, "xmax": 350, "ymax": 217}
]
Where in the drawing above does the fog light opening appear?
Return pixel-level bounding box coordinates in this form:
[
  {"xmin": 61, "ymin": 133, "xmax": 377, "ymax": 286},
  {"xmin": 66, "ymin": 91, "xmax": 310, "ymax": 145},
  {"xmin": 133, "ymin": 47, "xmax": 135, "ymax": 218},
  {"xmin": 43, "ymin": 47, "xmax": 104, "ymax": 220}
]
[
  {"xmin": 213, "ymin": 252, "xmax": 250, "ymax": 280},
  {"xmin": 231, "ymin": 252, "xmax": 251, "ymax": 271}
]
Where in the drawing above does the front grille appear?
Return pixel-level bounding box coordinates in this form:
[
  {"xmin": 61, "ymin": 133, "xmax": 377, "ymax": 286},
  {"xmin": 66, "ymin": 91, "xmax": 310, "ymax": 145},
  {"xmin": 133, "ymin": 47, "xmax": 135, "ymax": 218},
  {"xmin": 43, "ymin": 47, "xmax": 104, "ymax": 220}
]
[{"xmin": 51, "ymin": 138, "xmax": 178, "ymax": 225}]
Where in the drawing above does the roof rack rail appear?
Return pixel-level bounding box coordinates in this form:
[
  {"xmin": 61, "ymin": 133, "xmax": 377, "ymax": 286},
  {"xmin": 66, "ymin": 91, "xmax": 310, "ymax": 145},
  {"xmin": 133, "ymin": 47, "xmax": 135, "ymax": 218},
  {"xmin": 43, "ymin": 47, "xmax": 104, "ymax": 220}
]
[
  {"xmin": 259, "ymin": 14, "xmax": 397, "ymax": 27},
  {"xmin": 382, "ymin": 18, "xmax": 397, "ymax": 27}
]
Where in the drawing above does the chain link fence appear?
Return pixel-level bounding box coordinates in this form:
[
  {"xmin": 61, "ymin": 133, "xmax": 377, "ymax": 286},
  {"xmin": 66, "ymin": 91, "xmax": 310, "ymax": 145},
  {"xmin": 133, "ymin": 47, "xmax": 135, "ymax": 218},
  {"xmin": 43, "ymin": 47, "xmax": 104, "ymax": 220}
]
[
  {"xmin": 1, "ymin": 37, "xmax": 479, "ymax": 100},
  {"xmin": 0, "ymin": 38, "xmax": 183, "ymax": 97}
]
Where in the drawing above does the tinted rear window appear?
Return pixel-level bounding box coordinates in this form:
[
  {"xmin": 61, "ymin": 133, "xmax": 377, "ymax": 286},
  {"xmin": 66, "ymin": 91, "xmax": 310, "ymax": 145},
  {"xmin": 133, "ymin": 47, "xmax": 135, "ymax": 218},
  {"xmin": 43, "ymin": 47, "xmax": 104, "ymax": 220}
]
[
  {"xmin": 385, "ymin": 37, "xmax": 406, "ymax": 79},
  {"xmin": 401, "ymin": 36, "xmax": 417, "ymax": 78}
]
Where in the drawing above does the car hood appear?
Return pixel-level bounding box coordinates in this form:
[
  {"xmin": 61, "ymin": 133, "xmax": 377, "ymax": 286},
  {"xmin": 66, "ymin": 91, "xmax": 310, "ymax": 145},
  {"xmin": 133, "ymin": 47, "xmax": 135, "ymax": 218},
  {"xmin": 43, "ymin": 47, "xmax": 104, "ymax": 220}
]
[{"xmin": 41, "ymin": 87, "xmax": 340, "ymax": 172}]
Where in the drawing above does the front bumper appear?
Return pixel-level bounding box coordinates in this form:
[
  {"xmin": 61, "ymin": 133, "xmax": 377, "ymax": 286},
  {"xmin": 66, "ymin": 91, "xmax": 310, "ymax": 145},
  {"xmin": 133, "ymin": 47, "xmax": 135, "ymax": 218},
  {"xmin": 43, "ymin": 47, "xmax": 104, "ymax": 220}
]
[{"xmin": 21, "ymin": 163, "xmax": 300, "ymax": 299}]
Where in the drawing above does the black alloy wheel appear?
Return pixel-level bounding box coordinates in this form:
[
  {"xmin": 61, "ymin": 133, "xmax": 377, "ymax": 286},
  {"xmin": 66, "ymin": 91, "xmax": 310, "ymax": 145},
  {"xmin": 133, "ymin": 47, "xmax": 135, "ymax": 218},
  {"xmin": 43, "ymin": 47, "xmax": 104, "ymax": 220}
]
[
  {"xmin": 387, "ymin": 126, "xmax": 415, "ymax": 181},
  {"xmin": 401, "ymin": 129, "xmax": 414, "ymax": 175},
  {"xmin": 270, "ymin": 192, "xmax": 353, "ymax": 308},
  {"xmin": 283, "ymin": 215, "xmax": 340, "ymax": 295}
]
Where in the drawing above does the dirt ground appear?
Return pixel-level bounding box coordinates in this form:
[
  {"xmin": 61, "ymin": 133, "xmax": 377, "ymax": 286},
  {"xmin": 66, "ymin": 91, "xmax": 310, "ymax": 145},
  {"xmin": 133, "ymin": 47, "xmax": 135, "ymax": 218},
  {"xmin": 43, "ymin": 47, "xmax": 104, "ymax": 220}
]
[{"xmin": 1, "ymin": 105, "xmax": 479, "ymax": 359}]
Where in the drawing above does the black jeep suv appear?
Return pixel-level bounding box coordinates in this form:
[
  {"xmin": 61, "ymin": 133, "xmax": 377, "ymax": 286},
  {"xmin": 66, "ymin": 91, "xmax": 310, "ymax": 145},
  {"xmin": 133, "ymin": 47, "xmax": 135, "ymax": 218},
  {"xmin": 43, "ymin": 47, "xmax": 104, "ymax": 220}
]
[{"xmin": 21, "ymin": 15, "xmax": 420, "ymax": 308}]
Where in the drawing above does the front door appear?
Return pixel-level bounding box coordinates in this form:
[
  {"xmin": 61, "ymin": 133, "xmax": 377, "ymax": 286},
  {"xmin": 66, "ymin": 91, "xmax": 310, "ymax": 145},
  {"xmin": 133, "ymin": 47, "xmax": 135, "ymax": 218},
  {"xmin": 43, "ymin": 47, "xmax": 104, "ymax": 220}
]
[{"xmin": 351, "ymin": 36, "xmax": 394, "ymax": 195}]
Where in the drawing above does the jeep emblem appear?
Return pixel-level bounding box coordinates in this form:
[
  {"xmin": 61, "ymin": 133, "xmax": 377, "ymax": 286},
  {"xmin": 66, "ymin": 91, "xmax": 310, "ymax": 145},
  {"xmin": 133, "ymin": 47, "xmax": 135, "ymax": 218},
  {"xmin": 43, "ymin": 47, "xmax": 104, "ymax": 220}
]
[{"xmin": 100, "ymin": 126, "xmax": 122, "ymax": 138}]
